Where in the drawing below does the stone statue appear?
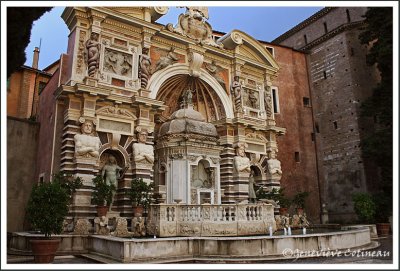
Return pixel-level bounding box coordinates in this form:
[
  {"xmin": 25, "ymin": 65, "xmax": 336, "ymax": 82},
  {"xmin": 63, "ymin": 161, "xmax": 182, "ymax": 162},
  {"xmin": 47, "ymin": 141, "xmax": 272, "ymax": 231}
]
[
  {"xmin": 139, "ymin": 47, "xmax": 152, "ymax": 89},
  {"xmin": 182, "ymin": 89, "xmax": 194, "ymax": 106},
  {"xmin": 73, "ymin": 218, "xmax": 91, "ymax": 235},
  {"xmin": 205, "ymin": 60, "xmax": 226, "ymax": 88},
  {"xmin": 187, "ymin": 6, "xmax": 209, "ymax": 20},
  {"xmin": 101, "ymin": 155, "xmax": 123, "ymax": 187},
  {"xmin": 94, "ymin": 216, "xmax": 110, "ymax": 235},
  {"xmin": 112, "ymin": 217, "xmax": 131, "ymax": 237},
  {"xmin": 248, "ymin": 90, "xmax": 258, "ymax": 108},
  {"xmin": 300, "ymin": 213, "xmax": 311, "ymax": 228},
  {"xmin": 264, "ymin": 85, "xmax": 273, "ymax": 117},
  {"xmin": 231, "ymin": 76, "xmax": 243, "ymax": 113},
  {"xmin": 132, "ymin": 217, "xmax": 146, "ymax": 237},
  {"xmin": 248, "ymin": 169, "xmax": 257, "ymax": 203},
  {"xmin": 133, "ymin": 130, "xmax": 154, "ymax": 164},
  {"xmin": 74, "ymin": 120, "xmax": 101, "ymax": 158},
  {"xmin": 267, "ymin": 151, "xmax": 282, "ymax": 175},
  {"xmin": 102, "ymin": 155, "xmax": 126, "ymax": 210},
  {"xmin": 233, "ymin": 143, "xmax": 251, "ymax": 173},
  {"xmin": 84, "ymin": 32, "xmax": 100, "ymax": 77},
  {"xmin": 153, "ymin": 47, "xmax": 179, "ymax": 73}
]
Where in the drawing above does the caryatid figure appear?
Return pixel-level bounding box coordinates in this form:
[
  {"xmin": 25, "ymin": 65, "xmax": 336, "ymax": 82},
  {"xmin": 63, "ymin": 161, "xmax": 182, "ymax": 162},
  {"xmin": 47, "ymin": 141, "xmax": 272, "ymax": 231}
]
[{"xmin": 74, "ymin": 119, "xmax": 101, "ymax": 158}]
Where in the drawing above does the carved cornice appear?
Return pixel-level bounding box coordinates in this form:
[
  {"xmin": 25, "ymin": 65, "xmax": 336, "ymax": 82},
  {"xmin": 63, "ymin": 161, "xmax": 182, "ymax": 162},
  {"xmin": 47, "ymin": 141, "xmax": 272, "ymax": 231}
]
[{"xmin": 300, "ymin": 21, "xmax": 366, "ymax": 52}]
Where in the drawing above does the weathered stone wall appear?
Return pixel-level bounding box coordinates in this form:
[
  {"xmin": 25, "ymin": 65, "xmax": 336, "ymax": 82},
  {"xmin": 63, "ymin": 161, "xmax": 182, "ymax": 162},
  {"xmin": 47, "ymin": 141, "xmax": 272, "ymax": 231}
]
[
  {"xmin": 278, "ymin": 7, "xmax": 367, "ymax": 50},
  {"xmin": 273, "ymin": 7, "xmax": 380, "ymax": 223},
  {"xmin": 270, "ymin": 45, "xmax": 321, "ymax": 222},
  {"xmin": 7, "ymin": 117, "xmax": 39, "ymax": 232}
]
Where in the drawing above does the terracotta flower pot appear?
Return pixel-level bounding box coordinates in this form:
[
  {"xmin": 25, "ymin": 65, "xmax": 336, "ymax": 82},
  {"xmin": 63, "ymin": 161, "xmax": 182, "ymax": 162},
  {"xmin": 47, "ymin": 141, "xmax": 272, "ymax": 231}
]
[
  {"xmin": 133, "ymin": 206, "xmax": 144, "ymax": 217},
  {"xmin": 96, "ymin": 205, "xmax": 108, "ymax": 217},
  {"xmin": 279, "ymin": 207, "xmax": 288, "ymax": 216},
  {"xmin": 376, "ymin": 223, "xmax": 391, "ymax": 236},
  {"xmin": 296, "ymin": 208, "xmax": 304, "ymax": 216},
  {"xmin": 30, "ymin": 239, "xmax": 60, "ymax": 263}
]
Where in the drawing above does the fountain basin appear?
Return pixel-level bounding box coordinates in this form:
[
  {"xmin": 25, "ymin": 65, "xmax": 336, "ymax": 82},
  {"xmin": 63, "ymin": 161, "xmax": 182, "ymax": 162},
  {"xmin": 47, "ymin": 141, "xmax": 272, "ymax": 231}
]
[
  {"xmin": 89, "ymin": 226, "xmax": 373, "ymax": 262},
  {"xmin": 9, "ymin": 226, "xmax": 377, "ymax": 263}
]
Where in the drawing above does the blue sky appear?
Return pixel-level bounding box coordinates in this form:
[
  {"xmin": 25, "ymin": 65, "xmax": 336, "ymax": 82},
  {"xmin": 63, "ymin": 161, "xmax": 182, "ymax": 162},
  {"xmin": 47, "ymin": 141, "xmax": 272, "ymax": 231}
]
[{"xmin": 24, "ymin": 6, "xmax": 323, "ymax": 70}]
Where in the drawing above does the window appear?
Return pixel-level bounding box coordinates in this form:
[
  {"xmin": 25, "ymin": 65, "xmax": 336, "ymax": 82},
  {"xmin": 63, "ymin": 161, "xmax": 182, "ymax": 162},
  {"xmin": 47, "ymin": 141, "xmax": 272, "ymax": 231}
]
[
  {"xmin": 346, "ymin": 9, "xmax": 351, "ymax": 23},
  {"xmin": 303, "ymin": 97, "xmax": 311, "ymax": 107},
  {"xmin": 295, "ymin": 152, "xmax": 300, "ymax": 162},
  {"xmin": 323, "ymin": 71, "xmax": 327, "ymax": 79},
  {"xmin": 315, "ymin": 122, "xmax": 320, "ymax": 133},
  {"xmin": 38, "ymin": 81, "xmax": 47, "ymax": 94},
  {"xmin": 265, "ymin": 46, "xmax": 275, "ymax": 57},
  {"xmin": 311, "ymin": 133, "xmax": 316, "ymax": 142},
  {"xmin": 333, "ymin": 121, "xmax": 338, "ymax": 129},
  {"xmin": 323, "ymin": 22, "xmax": 328, "ymax": 34},
  {"xmin": 271, "ymin": 87, "xmax": 280, "ymax": 113},
  {"xmin": 303, "ymin": 34, "xmax": 308, "ymax": 45}
]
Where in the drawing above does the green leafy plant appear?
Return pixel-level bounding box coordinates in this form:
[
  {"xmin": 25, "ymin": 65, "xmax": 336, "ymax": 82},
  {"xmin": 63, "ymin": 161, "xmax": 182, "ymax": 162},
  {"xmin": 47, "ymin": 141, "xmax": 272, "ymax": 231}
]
[
  {"xmin": 293, "ymin": 191, "xmax": 310, "ymax": 209},
  {"xmin": 256, "ymin": 187, "xmax": 291, "ymax": 208},
  {"xmin": 372, "ymin": 191, "xmax": 392, "ymax": 223},
  {"xmin": 91, "ymin": 175, "xmax": 116, "ymax": 206},
  {"xmin": 52, "ymin": 171, "xmax": 83, "ymax": 202},
  {"xmin": 26, "ymin": 181, "xmax": 69, "ymax": 238},
  {"xmin": 126, "ymin": 178, "xmax": 154, "ymax": 207},
  {"xmin": 352, "ymin": 192, "xmax": 376, "ymax": 224}
]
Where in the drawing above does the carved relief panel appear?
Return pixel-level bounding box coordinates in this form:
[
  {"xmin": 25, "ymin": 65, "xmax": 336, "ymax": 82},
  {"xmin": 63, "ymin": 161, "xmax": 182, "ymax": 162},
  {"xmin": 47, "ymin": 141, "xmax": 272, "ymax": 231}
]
[{"xmin": 99, "ymin": 37, "xmax": 139, "ymax": 90}]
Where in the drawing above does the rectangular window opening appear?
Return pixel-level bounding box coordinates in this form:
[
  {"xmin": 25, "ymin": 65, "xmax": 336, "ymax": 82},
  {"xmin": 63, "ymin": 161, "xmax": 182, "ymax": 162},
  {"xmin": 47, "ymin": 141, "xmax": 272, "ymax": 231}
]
[
  {"xmin": 303, "ymin": 34, "xmax": 308, "ymax": 45},
  {"xmin": 295, "ymin": 152, "xmax": 300, "ymax": 162},
  {"xmin": 271, "ymin": 88, "xmax": 280, "ymax": 114},
  {"xmin": 323, "ymin": 22, "xmax": 328, "ymax": 34},
  {"xmin": 315, "ymin": 122, "xmax": 320, "ymax": 133},
  {"xmin": 303, "ymin": 97, "xmax": 311, "ymax": 107},
  {"xmin": 333, "ymin": 121, "xmax": 338, "ymax": 130},
  {"xmin": 346, "ymin": 9, "xmax": 351, "ymax": 23},
  {"xmin": 323, "ymin": 71, "xmax": 327, "ymax": 79},
  {"xmin": 311, "ymin": 133, "xmax": 316, "ymax": 142}
]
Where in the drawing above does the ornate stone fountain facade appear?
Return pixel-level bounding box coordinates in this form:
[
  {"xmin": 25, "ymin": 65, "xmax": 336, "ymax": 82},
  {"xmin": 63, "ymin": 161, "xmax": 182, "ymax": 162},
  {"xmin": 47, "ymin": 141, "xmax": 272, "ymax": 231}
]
[{"xmin": 49, "ymin": 6, "xmax": 286, "ymax": 234}]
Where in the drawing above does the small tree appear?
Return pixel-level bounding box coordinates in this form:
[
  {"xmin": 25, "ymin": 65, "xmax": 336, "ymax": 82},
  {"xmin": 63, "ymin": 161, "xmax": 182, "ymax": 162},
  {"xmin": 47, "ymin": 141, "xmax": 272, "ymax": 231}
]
[
  {"xmin": 352, "ymin": 192, "xmax": 376, "ymax": 224},
  {"xmin": 52, "ymin": 171, "xmax": 83, "ymax": 202},
  {"xmin": 126, "ymin": 178, "xmax": 154, "ymax": 208},
  {"xmin": 293, "ymin": 191, "xmax": 310, "ymax": 209},
  {"xmin": 91, "ymin": 175, "xmax": 116, "ymax": 206},
  {"xmin": 26, "ymin": 181, "xmax": 69, "ymax": 238}
]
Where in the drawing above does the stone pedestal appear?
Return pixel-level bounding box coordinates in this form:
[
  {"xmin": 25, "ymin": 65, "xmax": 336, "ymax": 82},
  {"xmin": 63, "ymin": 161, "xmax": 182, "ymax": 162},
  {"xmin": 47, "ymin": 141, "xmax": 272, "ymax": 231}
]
[
  {"xmin": 70, "ymin": 157, "xmax": 99, "ymax": 219},
  {"xmin": 131, "ymin": 162, "xmax": 153, "ymax": 182},
  {"xmin": 231, "ymin": 171, "xmax": 251, "ymax": 202}
]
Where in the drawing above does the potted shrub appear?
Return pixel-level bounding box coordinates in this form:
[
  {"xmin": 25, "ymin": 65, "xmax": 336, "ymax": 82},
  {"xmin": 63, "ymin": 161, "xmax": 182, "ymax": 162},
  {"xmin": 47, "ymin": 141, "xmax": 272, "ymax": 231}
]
[
  {"xmin": 373, "ymin": 191, "xmax": 392, "ymax": 236},
  {"xmin": 52, "ymin": 171, "xmax": 83, "ymax": 203},
  {"xmin": 269, "ymin": 188, "xmax": 291, "ymax": 215},
  {"xmin": 352, "ymin": 192, "xmax": 376, "ymax": 224},
  {"xmin": 126, "ymin": 178, "xmax": 154, "ymax": 217},
  {"xmin": 26, "ymin": 180, "xmax": 69, "ymax": 263},
  {"xmin": 293, "ymin": 191, "xmax": 309, "ymax": 215},
  {"xmin": 91, "ymin": 175, "xmax": 116, "ymax": 217}
]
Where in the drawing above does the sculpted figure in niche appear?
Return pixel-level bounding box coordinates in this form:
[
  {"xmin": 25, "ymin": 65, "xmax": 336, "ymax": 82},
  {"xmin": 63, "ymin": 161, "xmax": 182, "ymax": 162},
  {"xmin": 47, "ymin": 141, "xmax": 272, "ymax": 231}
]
[
  {"xmin": 231, "ymin": 76, "xmax": 243, "ymax": 113},
  {"xmin": 153, "ymin": 47, "xmax": 179, "ymax": 73},
  {"xmin": 74, "ymin": 120, "xmax": 101, "ymax": 158},
  {"xmin": 248, "ymin": 90, "xmax": 258, "ymax": 108},
  {"xmin": 139, "ymin": 47, "xmax": 152, "ymax": 89},
  {"xmin": 264, "ymin": 85, "xmax": 273, "ymax": 117},
  {"xmin": 267, "ymin": 151, "xmax": 282, "ymax": 175},
  {"xmin": 133, "ymin": 130, "xmax": 154, "ymax": 164},
  {"xmin": 102, "ymin": 155, "xmax": 126, "ymax": 210},
  {"xmin": 84, "ymin": 32, "xmax": 100, "ymax": 77},
  {"xmin": 233, "ymin": 143, "xmax": 251, "ymax": 173},
  {"xmin": 248, "ymin": 169, "xmax": 257, "ymax": 203}
]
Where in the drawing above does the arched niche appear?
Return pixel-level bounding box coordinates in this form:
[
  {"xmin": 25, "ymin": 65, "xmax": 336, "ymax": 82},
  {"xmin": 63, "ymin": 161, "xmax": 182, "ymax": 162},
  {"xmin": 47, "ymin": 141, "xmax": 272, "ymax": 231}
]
[{"xmin": 148, "ymin": 64, "xmax": 234, "ymax": 119}]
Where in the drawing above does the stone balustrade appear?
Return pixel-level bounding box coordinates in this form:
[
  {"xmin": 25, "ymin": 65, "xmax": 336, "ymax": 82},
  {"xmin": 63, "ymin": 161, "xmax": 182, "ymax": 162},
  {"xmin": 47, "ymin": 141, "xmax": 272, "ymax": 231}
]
[{"xmin": 147, "ymin": 203, "xmax": 276, "ymax": 237}]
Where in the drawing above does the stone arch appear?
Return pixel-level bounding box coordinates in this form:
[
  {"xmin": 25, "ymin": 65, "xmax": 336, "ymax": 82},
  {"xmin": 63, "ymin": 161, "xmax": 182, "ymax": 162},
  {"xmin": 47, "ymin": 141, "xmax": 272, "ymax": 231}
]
[
  {"xmin": 99, "ymin": 144, "xmax": 129, "ymax": 170},
  {"xmin": 148, "ymin": 64, "xmax": 234, "ymax": 119}
]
